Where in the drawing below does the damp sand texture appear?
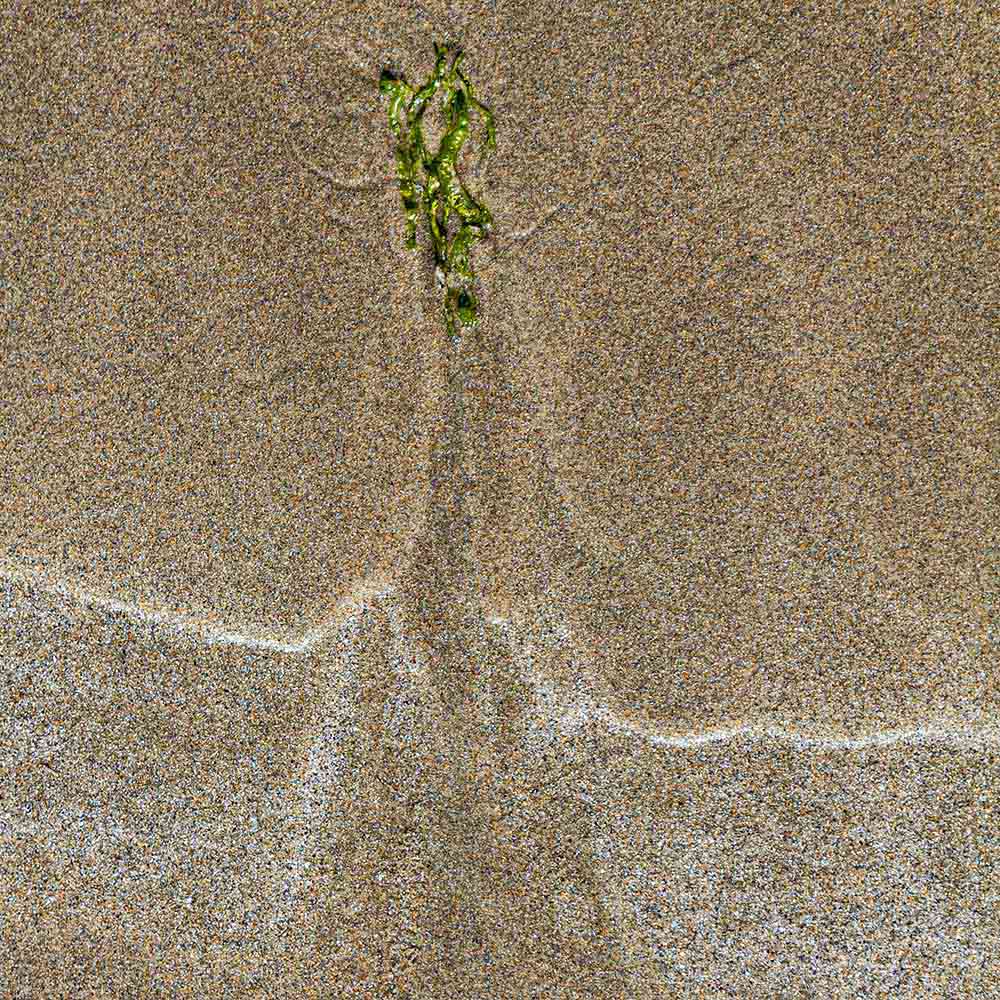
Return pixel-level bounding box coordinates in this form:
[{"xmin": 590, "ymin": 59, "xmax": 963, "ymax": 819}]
[{"xmin": 0, "ymin": 4, "xmax": 997, "ymax": 999}]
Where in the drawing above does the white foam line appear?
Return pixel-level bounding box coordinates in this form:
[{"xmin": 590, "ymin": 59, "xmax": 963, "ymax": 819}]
[
  {"xmin": 3, "ymin": 567, "xmax": 994, "ymax": 751},
  {"xmin": 0, "ymin": 489, "xmax": 436, "ymax": 655},
  {"xmin": 598, "ymin": 713, "xmax": 1000, "ymax": 751},
  {"xmin": 0, "ymin": 560, "xmax": 394, "ymax": 655}
]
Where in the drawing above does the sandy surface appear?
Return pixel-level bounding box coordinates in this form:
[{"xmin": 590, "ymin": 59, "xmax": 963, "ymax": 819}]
[{"xmin": 0, "ymin": 1, "xmax": 997, "ymax": 996}]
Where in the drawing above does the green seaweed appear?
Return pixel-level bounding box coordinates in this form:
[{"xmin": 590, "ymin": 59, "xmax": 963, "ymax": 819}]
[{"xmin": 378, "ymin": 42, "xmax": 496, "ymax": 337}]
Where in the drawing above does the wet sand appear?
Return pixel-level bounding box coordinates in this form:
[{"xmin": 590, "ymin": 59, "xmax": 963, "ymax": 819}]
[{"xmin": 1, "ymin": 2, "xmax": 997, "ymax": 997}]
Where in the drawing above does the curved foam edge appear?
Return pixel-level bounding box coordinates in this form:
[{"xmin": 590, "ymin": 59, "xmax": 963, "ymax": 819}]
[{"xmin": 485, "ymin": 613, "xmax": 1000, "ymax": 751}]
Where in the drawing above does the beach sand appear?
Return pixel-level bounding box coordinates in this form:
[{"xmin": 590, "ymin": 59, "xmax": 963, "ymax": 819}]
[{"xmin": 0, "ymin": 1, "xmax": 997, "ymax": 996}]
